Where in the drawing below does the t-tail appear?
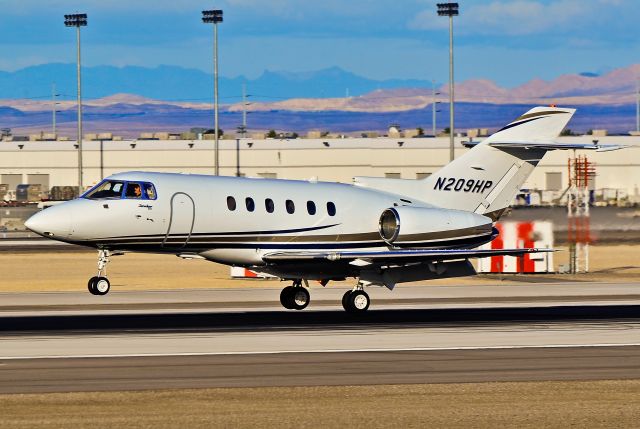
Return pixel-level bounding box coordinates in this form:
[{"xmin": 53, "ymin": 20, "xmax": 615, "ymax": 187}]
[
  {"xmin": 422, "ymin": 106, "xmax": 575, "ymax": 219},
  {"xmin": 354, "ymin": 106, "xmax": 624, "ymax": 220}
]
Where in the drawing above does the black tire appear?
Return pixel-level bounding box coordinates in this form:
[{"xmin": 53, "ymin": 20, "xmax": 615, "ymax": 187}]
[
  {"xmin": 87, "ymin": 276, "xmax": 99, "ymax": 295},
  {"xmin": 280, "ymin": 286, "xmax": 295, "ymax": 309},
  {"xmin": 347, "ymin": 290, "xmax": 370, "ymax": 313},
  {"xmin": 341, "ymin": 290, "xmax": 352, "ymax": 311},
  {"xmin": 93, "ymin": 277, "xmax": 111, "ymax": 296},
  {"xmin": 290, "ymin": 287, "xmax": 310, "ymax": 310}
]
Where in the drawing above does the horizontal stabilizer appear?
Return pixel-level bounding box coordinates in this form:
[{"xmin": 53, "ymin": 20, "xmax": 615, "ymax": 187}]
[
  {"xmin": 263, "ymin": 247, "xmax": 552, "ymax": 263},
  {"xmin": 488, "ymin": 141, "xmax": 627, "ymax": 152}
]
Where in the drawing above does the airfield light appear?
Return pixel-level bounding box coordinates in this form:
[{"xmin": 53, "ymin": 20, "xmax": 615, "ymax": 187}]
[
  {"xmin": 202, "ymin": 9, "xmax": 224, "ymax": 175},
  {"xmin": 437, "ymin": 3, "xmax": 458, "ymax": 161},
  {"xmin": 64, "ymin": 13, "xmax": 87, "ymax": 193}
]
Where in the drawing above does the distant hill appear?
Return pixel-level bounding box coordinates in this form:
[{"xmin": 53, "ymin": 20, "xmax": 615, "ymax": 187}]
[
  {"xmin": 1, "ymin": 101, "xmax": 635, "ymax": 138},
  {"xmin": 0, "ymin": 64, "xmax": 433, "ymax": 101},
  {"xmin": 235, "ymin": 64, "xmax": 640, "ymax": 113},
  {"xmin": 1, "ymin": 63, "xmax": 638, "ymax": 105},
  {"xmin": 0, "ymin": 63, "xmax": 638, "ymax": 135}
]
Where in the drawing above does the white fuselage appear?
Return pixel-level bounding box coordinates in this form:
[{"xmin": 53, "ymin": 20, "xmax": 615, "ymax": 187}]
[{"xmin": 25, "ymin": 172, "xmax": 495, "ymax": 279}]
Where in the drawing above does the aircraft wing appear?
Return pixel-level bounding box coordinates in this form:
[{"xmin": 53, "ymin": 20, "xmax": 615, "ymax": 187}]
[{"xmin": 262, "ymin": 247, "xmax": 552, "ymax": 264}]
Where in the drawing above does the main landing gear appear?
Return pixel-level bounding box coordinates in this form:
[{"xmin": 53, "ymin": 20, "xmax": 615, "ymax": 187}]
[
  {"xmin": 88, "ymin": 250, "xmax": 111, "ymax": 296},
  {"xmin": 342, "ymin": 285, "xmax": 370, "ymax": 313},
  {"xmin": 280, "ymin": 279, "xmax": 311, "ymax": 310},
  {"xmin": 279, "ymin": 280, "xmax": 371, "ymax": 313}
]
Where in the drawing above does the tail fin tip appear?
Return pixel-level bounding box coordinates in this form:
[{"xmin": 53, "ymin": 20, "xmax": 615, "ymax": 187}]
[{"xmin": 485, "ymin": 106, "xmax": 576, "ymax": 144}]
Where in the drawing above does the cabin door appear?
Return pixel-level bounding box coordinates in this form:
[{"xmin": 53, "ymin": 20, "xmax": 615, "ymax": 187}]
[{"xmin": 162, "ymin": 192, "xmax": 195, "ymax": 249}]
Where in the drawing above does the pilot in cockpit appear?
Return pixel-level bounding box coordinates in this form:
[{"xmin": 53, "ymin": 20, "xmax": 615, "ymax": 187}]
[{"xmin": 125, "ymin": 183, "xmax": 142, "ymax": 199}]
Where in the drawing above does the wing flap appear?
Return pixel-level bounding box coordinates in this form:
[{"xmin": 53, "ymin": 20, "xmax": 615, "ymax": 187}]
[{"xmin": 263, "ymin": 247, "xmax": 553, "ymax": 263}]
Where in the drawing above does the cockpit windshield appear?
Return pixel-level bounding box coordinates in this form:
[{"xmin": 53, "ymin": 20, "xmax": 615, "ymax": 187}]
[
  {"xmin": 84, "ymin": 180, "xmax": 125, "ymax": 199},
  {"xmin": 83, "ymin": 180, "xmax": 157, "ymax": 200}
]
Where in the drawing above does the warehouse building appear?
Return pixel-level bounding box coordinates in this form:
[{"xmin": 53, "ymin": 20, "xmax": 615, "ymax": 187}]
[{"xmin": 1, "ymin": 136, "xmax": 639, "ymax": 204}]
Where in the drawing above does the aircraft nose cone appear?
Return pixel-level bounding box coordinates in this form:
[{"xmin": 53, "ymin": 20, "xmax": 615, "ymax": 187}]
[{"xmin": 25, "ymin": 204, "xmax": 72, "ymax": 239}]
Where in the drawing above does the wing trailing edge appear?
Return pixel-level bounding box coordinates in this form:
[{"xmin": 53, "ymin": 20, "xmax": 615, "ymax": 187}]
[{"xmin": 263, "ymin": 247, "xmax": 553, "ymax": 263}]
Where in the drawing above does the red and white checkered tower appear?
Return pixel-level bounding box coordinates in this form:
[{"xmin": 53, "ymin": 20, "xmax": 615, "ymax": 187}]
[{"xmin": 567, "ymin": 153, "xmax": 595, "ymax": 273}]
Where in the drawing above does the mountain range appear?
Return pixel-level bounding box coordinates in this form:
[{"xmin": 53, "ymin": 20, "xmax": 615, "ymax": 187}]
[
  {"xmin": 0, "ymin": 63, "xmax": 638, "ymax": 135},
  {"xmin": 1, "ymin": 63, "xmax": 638, "ymax": 106},
  {"xmin": 0, "ymin": 64, "xmax": 432, "ymax": 101}
]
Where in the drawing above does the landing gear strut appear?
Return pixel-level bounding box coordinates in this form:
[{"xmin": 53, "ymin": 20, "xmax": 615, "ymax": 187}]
[
  {"xmin": 280, "ymin": 279, "xmax": 310, "ymax": 310},
  {"xmin": 88, "ymin": 250, "xmax": 111, "ymax": 296},
  {"xmin": 342, "ymin": 284, "xmax": 370, "ymax": 313}
]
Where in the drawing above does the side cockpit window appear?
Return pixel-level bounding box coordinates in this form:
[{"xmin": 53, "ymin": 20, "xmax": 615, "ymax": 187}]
[
  {"xmin": 84, "ymin": 180, "xmax": 125, "ymax": 199},
  {"xmin": 143, "ymin": 183, "xmax": 157, "ymax": 200},
  {"xmin": 125, "ymin": 182, "xmax": 143, "ymax": 199}
]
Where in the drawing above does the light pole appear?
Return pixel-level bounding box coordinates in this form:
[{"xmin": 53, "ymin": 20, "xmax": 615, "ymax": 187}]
[
  {"xmin": 241, "ymin": 82, "xmax": 249, "ymax": 135},
  {"xmin": 235, "ymin": 84, "xmax": 252, "ymax": 177},
  {"xmin": 64, "ymin": 13, "xmax": 87, "ymax": 194},
  {"xmin": 636, "ymin": 78, "xmax": 640, "ymax": 133},
  {"xmin": 51, "ymin": 83, "xmax": 61, "ymax": 136},
  {"xmin": 202, "ymin": 9, "xmax": 223, "ymax": 175},
  {"xmin": 437, "ymin": 3, "xmax": 458, "ymax": 161},
  {"xmin": 431, "ymin": 79, "xmax": 441, "ymax": 137}
]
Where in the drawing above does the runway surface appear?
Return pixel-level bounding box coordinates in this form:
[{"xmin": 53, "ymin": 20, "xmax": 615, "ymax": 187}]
[
  {"xmin": 3, "ymin": 281, "xmax": 640, "ymax": 316},
  {"xmin": 1, "ymin": 282, "xmax": 639, "ymax": 394},
  {"xmin": 3, "ymin": 347, "xmax": 640, "ymax": 394}
]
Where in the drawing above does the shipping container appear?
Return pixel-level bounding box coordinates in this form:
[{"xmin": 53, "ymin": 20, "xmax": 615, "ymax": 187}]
[
  {"xmin": 50, "ymin": 186, "xmax": 79, "ymax": 201},
  {"xmin": 16, "ymin": 184, "xmax": 43, "ymax": 202},
  {"xmin": 0, "ymin": 184, "xmax": 8, "ymax": 201}
]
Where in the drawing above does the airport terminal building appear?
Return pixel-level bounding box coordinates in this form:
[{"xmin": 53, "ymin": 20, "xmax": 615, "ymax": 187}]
[{"xmin": 1, "ymin": 136, "xmax": 639, "ymax": 204}]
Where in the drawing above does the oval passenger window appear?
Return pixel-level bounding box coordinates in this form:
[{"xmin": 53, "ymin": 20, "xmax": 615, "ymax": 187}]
[
  {"xmin": 307, "ymin": 201, "xmax": 316, "ymax": 215},
  {"xmin": 327, "ymin": 202, "xmax": 336, "ymax": 216},
  {"xmin": 286, "ymin": 200, "xmax": 295, "ymax": 214},
  {"xmin": 265, "ymin": 198, "xmax": 275, "ymax": 213},
  {"xmin": 227, "ymin": 196, "xmax": 236, "ymax": 211},
  {"xmin": 246, "ymin": 197, "xmax": 255, "ymax": 212}
]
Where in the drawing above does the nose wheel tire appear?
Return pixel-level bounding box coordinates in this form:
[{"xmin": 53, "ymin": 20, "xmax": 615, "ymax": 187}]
[
  {"xmin": 280, "ymin": 285, "xmax": 310, "ymax": 310},
  {"xmin": 88, "ymin": 276, "xmax": 99, "ymax": 294},
  {"xmin": 88, "ymin": 276, "xmax": 110, "ymax": 296},
  {"xmin": 343, "ymin": 290, "xmax": 370, "ymax": 313}
]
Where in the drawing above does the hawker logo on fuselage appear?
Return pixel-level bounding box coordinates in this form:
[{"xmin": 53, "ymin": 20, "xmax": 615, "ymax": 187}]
[{"xmin": 434, "ymin": 177, "xmax": 493, "ymax": 193}]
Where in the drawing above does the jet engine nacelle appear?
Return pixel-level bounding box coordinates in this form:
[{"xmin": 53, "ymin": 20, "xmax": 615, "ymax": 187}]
[{"xmin": 378, "ymin": 206, "xmax": 493, "ymax": 246}]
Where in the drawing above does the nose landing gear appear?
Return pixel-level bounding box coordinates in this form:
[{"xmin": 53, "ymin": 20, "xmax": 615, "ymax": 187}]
[
  {"xmin": 88, "ymin": 250, "xmax": 111, "ymax": 296},
  {"xmin": 279, "ymin": 279, "xmax": 310, "ymax": 310}
]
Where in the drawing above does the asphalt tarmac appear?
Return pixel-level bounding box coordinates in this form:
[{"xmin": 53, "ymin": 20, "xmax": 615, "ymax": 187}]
[
  {"xmin": 3, "ymin": 281, "xmax": 640, "ymax": 316},
  {"xmin": 2, "ymin": 347, "xmax": 640, "ymax": 394},
  {"xmin": 1, "ymin": 283, "xmax": 639, "ymax": 394}
]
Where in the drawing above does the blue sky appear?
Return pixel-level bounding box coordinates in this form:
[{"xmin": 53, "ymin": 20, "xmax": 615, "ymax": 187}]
[{"xmin": 0, "ymin": 0, "xmax": 638, "ymax": 87}]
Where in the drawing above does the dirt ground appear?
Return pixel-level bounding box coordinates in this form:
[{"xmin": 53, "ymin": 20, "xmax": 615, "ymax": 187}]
[
  {"xmin": 0, "ymin": 244, "xmax": 638, "ymax": 292},
  {"xmin": 1, "ymin": 380, "xmax": 639, "ymax": 429}
]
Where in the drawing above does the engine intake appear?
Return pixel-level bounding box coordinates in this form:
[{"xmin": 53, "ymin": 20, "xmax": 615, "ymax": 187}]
[
  {"xmin": 378, "ymin": 206, "xmax": 493, "ymax": 247},
  {"xmin": 379, "ymin": 208, "xmax": 400, "ymax": 243}
]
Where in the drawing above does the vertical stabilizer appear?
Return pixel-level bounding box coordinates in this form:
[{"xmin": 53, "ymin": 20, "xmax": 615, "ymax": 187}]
[{"xmin": 420, "ymin": 106, "xmax": 575, "ymax": 218}]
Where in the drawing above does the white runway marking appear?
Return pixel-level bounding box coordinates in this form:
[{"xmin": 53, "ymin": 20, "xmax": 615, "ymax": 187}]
[{"xmin": 2, "ymin": 342, "xmax": 640, "ymax": 361}]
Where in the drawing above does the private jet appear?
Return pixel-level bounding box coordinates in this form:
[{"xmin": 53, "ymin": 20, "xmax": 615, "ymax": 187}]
[{"xmin": 25, "ymin": 106, "xmax": 622, "ymax": 312}]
